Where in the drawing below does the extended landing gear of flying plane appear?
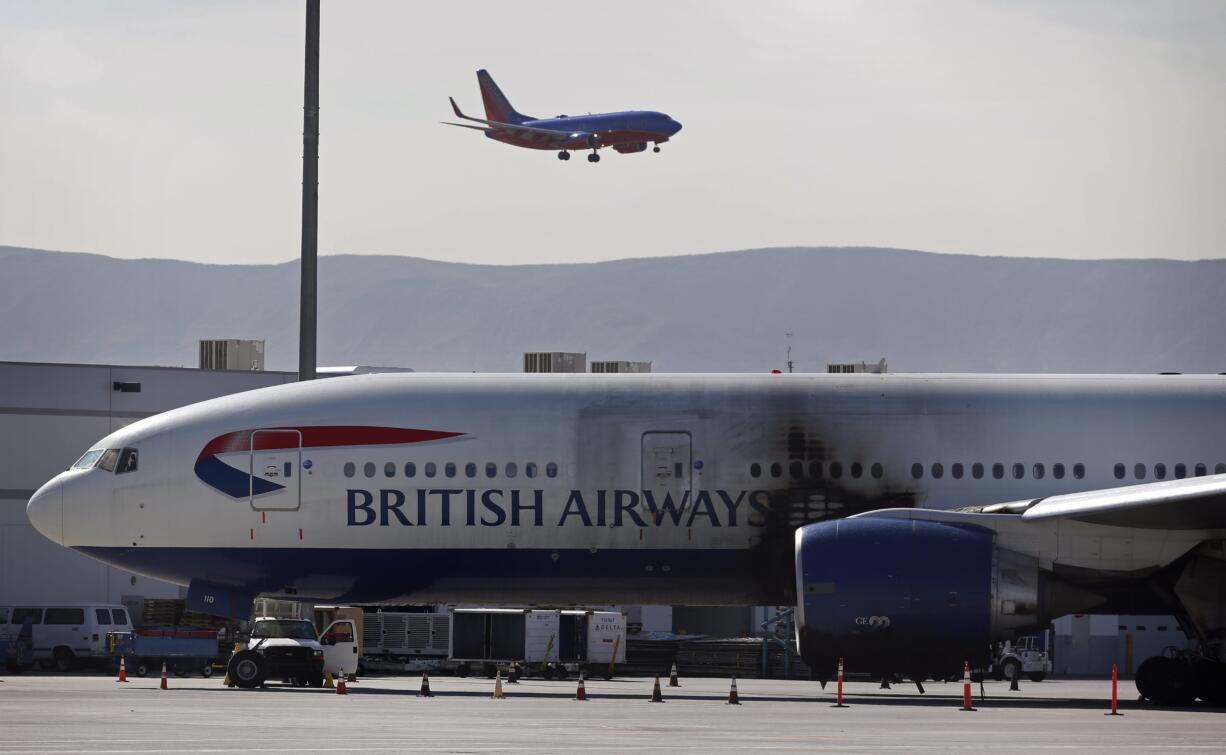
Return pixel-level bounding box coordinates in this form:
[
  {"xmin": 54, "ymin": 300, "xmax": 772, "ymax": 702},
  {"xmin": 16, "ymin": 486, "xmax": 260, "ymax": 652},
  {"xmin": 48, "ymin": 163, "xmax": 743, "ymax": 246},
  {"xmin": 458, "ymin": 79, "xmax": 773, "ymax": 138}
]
[
  {"xmin": 653, "ymin": 145, "xmax": 661, "ymax": 153},
  {"xmin": 587, "ymin": 151, "xmax": 601, "ymax": 163},
  {"xmin": 557, "ymin": 150, "xmax": 570, "ymax": 161}
]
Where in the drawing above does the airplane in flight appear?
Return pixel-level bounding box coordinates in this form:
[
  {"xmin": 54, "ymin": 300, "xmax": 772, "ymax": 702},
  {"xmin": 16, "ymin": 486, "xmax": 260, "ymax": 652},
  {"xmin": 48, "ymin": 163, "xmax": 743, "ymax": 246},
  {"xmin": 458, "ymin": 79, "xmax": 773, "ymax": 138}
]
[
  {"xmin": 26, "ymin": 372, "xmax": 1226, "ymax": 705},
  {"xmin": 442, "ymin": 69, "xmax": 682, "ymax": 163}
]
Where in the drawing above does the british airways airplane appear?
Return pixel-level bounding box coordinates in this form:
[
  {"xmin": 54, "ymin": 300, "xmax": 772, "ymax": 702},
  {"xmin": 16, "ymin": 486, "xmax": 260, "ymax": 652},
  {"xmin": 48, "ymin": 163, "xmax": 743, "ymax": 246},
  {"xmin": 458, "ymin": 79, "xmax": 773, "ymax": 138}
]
[
  {"xmin": 442, "ymin": 69, "xmax": 682, "ymax": 162},
  {"xmin": 25, "ymin": 372, "xmax": 1226, "ymax": 705}
]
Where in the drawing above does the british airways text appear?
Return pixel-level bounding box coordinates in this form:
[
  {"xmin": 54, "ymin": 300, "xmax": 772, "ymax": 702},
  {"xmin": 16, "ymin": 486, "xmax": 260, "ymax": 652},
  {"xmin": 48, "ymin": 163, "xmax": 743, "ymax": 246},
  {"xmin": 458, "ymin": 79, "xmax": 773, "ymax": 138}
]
[{"xmin": 346, "ymin": 489, "xmax": 773, "ymax": 528}]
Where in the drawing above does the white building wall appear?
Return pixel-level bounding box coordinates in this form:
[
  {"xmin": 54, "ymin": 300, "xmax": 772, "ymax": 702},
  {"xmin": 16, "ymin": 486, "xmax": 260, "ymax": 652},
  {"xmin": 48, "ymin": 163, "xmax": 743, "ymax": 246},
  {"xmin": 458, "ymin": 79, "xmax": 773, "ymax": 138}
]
[
  {"xmin": 1052, "ymin": 613, "xmax": 1192, "ymax": 675},
  {"xmin": 0, "ymin": 361, "xmax": 296, "ymax": 607}
]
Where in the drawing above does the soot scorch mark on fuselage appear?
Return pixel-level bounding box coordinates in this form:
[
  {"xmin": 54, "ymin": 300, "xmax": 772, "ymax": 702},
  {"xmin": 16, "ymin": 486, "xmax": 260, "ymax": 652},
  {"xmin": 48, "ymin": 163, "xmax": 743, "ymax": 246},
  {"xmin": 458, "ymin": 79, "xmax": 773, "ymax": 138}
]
[{"xmin": 750, "ymin": 425, "xmax": 918, "ymax": 604}]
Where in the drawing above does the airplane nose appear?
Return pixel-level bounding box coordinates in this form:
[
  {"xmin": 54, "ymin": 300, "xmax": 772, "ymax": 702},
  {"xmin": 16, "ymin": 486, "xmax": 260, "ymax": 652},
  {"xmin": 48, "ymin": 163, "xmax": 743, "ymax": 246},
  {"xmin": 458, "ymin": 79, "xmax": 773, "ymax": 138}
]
[
  {"xmin": 27, "ymin": 478, "xmax": 64, "ymax": 545},
  {"xmin": 669, "ymin": 118, "xmax": 683, "ymax": 135}
]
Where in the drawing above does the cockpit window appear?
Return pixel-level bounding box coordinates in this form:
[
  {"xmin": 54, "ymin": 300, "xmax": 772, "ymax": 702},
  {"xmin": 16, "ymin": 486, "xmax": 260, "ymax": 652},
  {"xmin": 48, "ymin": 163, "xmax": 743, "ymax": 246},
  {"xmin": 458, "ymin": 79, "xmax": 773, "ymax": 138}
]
[
  {"xmin": 97, "ymin": 448, "xmax": 121, "ymax": 472},
  {"xmin": 72, "ymin": 449, "xmax": 105, "ymax": 469},
  {"xmin": 116, "ymin": 448, "xmax": 138, "ymax": 475}
]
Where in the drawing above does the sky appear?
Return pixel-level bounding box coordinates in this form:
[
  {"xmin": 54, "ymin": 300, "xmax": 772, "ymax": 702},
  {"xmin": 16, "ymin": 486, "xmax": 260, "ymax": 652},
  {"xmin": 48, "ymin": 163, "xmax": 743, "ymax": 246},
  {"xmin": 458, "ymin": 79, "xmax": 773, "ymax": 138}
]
[{"xmin": 1, "ymin": 0, "xmax": 1224, "ymax": 266}]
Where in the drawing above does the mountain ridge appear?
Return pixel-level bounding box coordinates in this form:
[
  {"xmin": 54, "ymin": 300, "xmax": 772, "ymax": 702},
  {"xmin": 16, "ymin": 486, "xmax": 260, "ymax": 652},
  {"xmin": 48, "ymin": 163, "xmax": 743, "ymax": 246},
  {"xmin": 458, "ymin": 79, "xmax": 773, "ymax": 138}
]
[
  {"xmin": 2, "ymin": 243, "xmax": 1218, "ymax": 268},
  {"xmin": 1, "ymin": 244, "xmax": 1222, "ymax": 374}
]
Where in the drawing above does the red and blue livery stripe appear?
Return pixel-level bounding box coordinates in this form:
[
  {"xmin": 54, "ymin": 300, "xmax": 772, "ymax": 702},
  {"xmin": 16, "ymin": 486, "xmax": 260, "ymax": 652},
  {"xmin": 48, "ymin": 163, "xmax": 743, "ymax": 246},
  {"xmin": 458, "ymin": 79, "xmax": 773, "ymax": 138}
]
[{"xmin": 194, "ymin": 426, "xmax": 464, "ymax": 499}]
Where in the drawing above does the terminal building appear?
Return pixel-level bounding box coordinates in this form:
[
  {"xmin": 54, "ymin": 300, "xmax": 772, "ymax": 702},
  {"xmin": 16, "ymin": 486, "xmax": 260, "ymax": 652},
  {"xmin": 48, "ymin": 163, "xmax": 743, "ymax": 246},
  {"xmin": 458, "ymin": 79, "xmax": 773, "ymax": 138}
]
[{"xmin": 0, "ymin": 358, "xmax": 296, "ymax": 610}]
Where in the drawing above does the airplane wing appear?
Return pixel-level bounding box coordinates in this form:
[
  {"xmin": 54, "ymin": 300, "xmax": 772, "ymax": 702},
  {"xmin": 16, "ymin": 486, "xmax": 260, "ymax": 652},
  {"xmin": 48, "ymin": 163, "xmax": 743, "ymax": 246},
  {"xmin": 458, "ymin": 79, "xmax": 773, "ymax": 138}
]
[
  {"xmin": 969, "ymin": 474, "xmax": 1226, "ymax": 530},
  {"xmin": 443, "ymin": 97, "xmax": 586, "ymax": 145}
]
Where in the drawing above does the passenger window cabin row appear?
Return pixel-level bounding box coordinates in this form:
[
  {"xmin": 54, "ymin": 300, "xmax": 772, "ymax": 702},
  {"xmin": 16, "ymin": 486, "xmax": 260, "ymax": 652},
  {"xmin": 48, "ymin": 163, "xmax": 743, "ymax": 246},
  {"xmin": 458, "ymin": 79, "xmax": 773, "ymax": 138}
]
[
  {"xmin": 912, "ymin": 462, "xmax": 1087, "ymax": 481},
  {"xmin": 749, "ymin": 460, "xmax": 1226, "ymax": 482},
  {"xmin": 750, "ymin": 461, "xmax": 885, "ymax": 480},
  {"xmin": 1114, "ymin": 462, "xmax": 1225, "ymax": 480},
  {"xmin": 342, "ymin": 461, "xmax": 559, "ymax": 480}
]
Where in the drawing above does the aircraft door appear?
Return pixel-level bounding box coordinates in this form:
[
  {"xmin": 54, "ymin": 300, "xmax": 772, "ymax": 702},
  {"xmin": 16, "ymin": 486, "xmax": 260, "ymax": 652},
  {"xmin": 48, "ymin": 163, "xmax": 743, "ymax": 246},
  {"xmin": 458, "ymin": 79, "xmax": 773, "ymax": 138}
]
[
  {"xmin": 642, "ymin": 431, "xmax": 692, "ymax": 505},
  {"xmin": 320, "ymin": 619, "xmax": 358, "ymax": 676},
  {"xmin": 249, "ymin": 429, "xmax": 301, "ymax": 511}
]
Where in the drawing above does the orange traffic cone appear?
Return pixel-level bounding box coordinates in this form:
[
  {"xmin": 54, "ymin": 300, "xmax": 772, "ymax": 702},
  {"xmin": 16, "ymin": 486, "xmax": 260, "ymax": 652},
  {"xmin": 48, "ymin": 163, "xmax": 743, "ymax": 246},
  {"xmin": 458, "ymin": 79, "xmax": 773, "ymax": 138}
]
[
  {"xmin": 668, "ymin": 662, "xmax": 681, "ymax": 687},
  {"xmin": 575, "ymin": 674, "xmax": 587, "ymax": 701},
  {"xmin": 650, "ymin": 675, "xmax": 665, "ymax": 703},
  {"xmin": 960, "ymin": 661, "xmax": 976, "ymax": 711},
  {"xmin": 832, "ymin": 657, "xmax": 848, "ymax": 708},
  {"xmin": 419, "ymin": 672, "xmax": 433, "ymax": 698},
  {"xmin": 116, "ymin": 656, "xmax": 129, "ymax": 683},
  {"xmin": 336, "ymin": 669, "xmax": 348, "ymax": 695},
  {"xmin": 727, "ymin": 676, "xmax": 740, "ymax": 705},
  {"xmin": 1106, "ymin": 664, "xmax": 1123, "ymax": 716},
  {"xmin": 493, "ymin": 669, "xmax": 505, "ymax": 699},
  {"xmin": 159, "ymin": 662, "xmax": 168, "ymax": 690}
]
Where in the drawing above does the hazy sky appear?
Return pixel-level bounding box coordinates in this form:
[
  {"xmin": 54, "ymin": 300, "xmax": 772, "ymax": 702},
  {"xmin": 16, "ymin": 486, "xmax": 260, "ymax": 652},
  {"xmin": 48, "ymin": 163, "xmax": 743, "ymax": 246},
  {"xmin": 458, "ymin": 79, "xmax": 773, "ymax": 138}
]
[{"xmin": 2, "ymin": 1, "xmax": 1224, "ymax": 265}]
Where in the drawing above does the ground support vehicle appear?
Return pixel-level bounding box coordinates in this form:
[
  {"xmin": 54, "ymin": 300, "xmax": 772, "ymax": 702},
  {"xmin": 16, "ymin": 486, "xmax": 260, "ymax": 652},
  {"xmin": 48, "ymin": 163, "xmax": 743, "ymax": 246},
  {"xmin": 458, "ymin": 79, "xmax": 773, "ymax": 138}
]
[
  {"xmin": 1, "ymin": 604, "xmax": 134, "ymax": 670},
  {"xmin": 225, "ymin": 617, "xmax": 357, "ymax": 689},
  {"xmin": 990, "ymin": 636, "xmax": 1052, "ymax": 683},
  {"xmin": 108, "ymin": 627, "xmax": 222, "ymax": 678},
  {"xmin": 1, "ymin": 618, "xmax": 33, "ymax": 673},
  {"xmin": 450, "ymin": 608, "xmax": 626, "ymax": 679}
]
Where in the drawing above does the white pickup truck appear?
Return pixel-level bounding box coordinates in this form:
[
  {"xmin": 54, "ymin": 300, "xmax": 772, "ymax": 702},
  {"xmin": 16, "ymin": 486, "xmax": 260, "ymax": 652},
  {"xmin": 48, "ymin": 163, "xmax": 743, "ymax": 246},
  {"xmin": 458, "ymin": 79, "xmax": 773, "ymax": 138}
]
[{"xmin": 226, "ymin": 617, "xmax": 357, "ymax": 688}]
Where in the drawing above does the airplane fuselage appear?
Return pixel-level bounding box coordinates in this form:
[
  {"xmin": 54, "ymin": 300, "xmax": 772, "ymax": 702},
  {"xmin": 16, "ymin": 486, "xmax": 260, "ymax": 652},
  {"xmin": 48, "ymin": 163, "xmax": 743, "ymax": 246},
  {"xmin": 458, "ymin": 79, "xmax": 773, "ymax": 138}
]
[
  {"xmin": 487, "ymin": 110, "xmax": 680, "ymax": 152},
  {"xmin": 27, "ymin": 373, "xmax": 1226, "ymax": 607}
]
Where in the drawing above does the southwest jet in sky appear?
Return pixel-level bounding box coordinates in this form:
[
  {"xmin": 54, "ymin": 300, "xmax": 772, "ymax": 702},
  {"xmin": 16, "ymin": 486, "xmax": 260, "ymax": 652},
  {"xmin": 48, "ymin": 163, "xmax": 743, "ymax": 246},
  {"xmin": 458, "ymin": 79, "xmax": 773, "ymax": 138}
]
[{"xmin": 443, "ymin": 69, "xmax": 682, "ymax": 162}]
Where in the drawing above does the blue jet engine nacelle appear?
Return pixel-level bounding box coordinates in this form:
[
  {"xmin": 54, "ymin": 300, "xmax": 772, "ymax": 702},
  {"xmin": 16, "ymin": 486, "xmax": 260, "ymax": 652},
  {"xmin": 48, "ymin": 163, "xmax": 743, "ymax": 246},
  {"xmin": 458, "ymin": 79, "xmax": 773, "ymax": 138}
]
[{"xmin": 794, "ymin": 517, "xmax": 1041, "ymax": 681}]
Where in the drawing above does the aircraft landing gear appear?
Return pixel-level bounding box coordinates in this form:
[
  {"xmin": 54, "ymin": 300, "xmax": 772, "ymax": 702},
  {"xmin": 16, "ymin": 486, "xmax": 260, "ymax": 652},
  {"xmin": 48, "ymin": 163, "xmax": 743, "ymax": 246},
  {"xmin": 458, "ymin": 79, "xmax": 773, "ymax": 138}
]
[
  {"xmin": 1135, "ymin": 654, "xmax": 1226, "ymax": 706},
  {"xmin": 1136, "ymin": 656, "xmax": 1198, "ymax": 705},
  {"xmin": 653, "ymin": 145, "xmax": 661, "ymax": 153},
  {"xmin": 587, "ymin": 152, "xmax": 600, "ymax": 163},
  {"xmin": 557, "ymin": 150, "xmax": 570, "ymax": 161}
]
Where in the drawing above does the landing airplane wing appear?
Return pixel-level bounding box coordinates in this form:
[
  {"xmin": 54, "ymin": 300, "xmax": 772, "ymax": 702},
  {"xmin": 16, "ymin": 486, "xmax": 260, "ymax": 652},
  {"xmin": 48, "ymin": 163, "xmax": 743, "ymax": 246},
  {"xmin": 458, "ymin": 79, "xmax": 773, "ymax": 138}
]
[
  {"xmin": 442, "ymin": 97, "xmax": 587, "ymax": 145},
  {"xmin": 969, "ymin": 474, "xmax": 1226, "ymax": 530}
]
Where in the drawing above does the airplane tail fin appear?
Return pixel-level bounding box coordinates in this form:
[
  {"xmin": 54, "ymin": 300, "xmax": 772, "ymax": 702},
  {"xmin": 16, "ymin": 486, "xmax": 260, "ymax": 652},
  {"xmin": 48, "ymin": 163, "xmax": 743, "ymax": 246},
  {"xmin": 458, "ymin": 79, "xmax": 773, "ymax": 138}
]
[{"xmin": 477, "ymin": 69, "xmax": 531, "ymax": 124}]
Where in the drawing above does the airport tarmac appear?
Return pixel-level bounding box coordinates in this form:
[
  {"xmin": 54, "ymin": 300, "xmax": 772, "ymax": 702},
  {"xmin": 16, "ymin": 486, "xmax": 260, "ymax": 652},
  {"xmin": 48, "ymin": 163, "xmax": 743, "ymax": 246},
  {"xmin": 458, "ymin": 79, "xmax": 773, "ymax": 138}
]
[{"xmin": 0, "ymin": 674, "xmax": 1222, "ymax": 753}]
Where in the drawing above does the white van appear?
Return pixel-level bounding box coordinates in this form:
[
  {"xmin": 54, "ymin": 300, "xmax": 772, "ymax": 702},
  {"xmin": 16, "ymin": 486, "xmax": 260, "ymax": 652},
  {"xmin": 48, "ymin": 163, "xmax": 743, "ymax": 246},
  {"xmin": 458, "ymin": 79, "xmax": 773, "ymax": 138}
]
[{"xmin": 2, "ymin": 604, "xmax": 134, "ymax": 670}]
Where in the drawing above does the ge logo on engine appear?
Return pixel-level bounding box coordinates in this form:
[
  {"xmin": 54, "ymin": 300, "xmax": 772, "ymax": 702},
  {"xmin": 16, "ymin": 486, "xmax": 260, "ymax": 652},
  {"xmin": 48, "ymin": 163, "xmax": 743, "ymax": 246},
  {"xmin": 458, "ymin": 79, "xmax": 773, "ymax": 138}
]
[{"xmin": 855, "ymin": 615, "xmax": 891, "ymax": 629}]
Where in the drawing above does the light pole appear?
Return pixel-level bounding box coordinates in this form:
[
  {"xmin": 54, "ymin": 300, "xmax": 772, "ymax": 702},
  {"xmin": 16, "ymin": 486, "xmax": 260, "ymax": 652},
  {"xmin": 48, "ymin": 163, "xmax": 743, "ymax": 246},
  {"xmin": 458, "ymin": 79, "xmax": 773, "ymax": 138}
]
[{"xmin": 298, "ymin": 0, "xmax": 320, "ymax": 381}]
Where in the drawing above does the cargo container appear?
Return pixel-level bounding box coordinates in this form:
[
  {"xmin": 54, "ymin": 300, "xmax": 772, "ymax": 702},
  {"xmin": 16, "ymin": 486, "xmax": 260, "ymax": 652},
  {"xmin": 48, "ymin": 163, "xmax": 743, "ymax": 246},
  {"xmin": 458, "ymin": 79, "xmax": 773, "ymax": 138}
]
[
  {"xmin": 449, "ymin": 607, "xmax": 625, "ymax": 679},
  {"xmin": 361, "ymin": 611, "xmax": 450, "ymax": 659}
]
